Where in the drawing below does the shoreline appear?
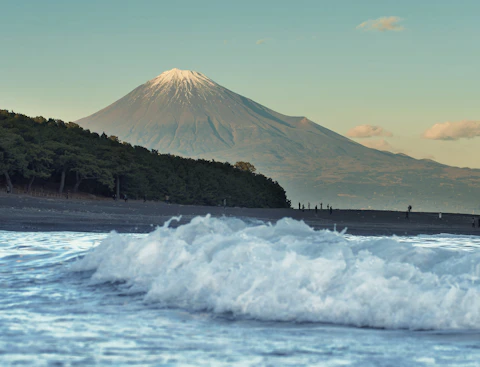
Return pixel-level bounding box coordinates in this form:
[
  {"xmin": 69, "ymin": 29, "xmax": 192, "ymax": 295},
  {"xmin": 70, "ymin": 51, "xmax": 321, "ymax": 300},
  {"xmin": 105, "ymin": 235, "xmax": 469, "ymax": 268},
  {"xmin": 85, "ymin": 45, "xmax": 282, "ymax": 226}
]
[{"xmin": 0, "ymin": 193, "xmax": 479, "ymax": 236}]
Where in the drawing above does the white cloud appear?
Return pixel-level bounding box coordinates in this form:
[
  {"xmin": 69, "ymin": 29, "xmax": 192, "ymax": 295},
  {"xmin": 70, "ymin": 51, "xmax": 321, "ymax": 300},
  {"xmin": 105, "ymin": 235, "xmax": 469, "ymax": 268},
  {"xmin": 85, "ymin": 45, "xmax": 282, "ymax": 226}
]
[
  {"xmin": 422, "ymin": 120, "xmax": 480, "ymax": 141},
  {"xmin": 357, "ymin": 16, "xmax": 405, "ymax": 32},
  {"xmin": 346, "ymin": 124, "xmax": 393, "ymax": 138}
]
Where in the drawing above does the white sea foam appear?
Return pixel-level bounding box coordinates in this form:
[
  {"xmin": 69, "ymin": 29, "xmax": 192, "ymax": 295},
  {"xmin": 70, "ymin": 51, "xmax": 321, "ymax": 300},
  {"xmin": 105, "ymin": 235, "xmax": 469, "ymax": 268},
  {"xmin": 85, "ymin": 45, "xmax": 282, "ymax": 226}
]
[{"xmin": 71, "ymin": 215, "xmax": 480, "ymax": 330}]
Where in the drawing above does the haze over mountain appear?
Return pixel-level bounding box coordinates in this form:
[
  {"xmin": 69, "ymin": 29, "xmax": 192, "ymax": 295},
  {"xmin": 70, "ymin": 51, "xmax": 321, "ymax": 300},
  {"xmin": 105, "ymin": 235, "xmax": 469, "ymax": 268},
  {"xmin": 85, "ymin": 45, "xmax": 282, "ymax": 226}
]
[{"xmin": 77, "ymin": 69, "xmax": 480, "ymax": 212}]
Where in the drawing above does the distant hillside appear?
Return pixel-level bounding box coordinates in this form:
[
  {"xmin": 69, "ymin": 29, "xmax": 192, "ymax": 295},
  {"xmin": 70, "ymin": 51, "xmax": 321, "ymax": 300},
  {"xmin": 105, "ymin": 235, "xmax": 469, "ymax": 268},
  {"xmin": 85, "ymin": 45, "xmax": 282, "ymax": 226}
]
[
  {"xmin": 77, "ymin": 68, "xmax": 480, "ymax": 213},
  {"xmin": 0, "ymin": 110, "xmax": 290, "ymax": 208}
]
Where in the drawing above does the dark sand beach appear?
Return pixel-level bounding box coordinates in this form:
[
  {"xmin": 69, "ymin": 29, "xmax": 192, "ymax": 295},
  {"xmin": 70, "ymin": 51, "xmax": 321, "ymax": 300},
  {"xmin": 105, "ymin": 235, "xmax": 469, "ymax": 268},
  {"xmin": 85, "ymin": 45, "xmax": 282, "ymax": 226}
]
[{"xmin": 0, "ymin": 192, "xmax": 478, "ymax": 236}]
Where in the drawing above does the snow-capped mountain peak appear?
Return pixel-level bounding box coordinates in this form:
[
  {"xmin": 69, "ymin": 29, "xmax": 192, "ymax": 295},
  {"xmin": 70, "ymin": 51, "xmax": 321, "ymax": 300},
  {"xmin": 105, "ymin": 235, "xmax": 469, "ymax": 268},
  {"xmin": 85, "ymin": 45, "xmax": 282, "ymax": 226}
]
[
  {"xmin": 75, "ymin": 68, "xmax": 480, "ymax": 212},
  {"xmin": 149, "ymin": 68, "xmax": 216, "ymax": 89}
]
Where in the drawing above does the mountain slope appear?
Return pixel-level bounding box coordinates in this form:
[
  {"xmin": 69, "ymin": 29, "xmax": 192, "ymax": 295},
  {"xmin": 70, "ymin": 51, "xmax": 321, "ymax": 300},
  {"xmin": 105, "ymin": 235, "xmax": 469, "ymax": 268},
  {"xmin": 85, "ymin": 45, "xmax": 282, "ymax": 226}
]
[{"xmin": 77, "ymin": 69, "xmax": 480, "ymax": 212}]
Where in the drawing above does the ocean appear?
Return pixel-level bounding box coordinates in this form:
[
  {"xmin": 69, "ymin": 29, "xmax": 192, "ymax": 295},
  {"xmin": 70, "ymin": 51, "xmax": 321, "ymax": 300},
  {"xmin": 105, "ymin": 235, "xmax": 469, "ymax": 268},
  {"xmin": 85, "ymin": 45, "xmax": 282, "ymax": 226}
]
[{"xmin": 2, "ymin": 215, "xmax": 480, "ymax": 366}]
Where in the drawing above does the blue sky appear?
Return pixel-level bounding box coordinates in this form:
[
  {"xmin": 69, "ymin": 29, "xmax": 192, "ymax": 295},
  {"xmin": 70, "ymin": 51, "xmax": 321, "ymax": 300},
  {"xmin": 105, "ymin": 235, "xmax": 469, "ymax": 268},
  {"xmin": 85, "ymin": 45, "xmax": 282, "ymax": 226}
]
[{"xmin": 1, "ymin": 0, "xmax": 480, "ymax": 168}]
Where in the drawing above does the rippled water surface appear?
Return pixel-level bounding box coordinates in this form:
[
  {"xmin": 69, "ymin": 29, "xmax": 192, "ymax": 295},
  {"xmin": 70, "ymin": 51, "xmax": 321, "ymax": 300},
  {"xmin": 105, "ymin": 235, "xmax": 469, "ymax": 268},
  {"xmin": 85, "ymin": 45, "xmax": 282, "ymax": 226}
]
[{"xmin": 2, "ymin": 215, "xmax": 480, "ymax": 366}]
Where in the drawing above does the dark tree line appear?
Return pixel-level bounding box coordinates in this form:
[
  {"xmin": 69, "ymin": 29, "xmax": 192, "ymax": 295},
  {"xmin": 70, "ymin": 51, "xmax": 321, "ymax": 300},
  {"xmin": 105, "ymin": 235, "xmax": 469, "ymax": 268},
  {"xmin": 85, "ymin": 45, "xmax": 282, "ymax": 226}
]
[{"xmin": 0, "ymin": 110, "xmax": 290, "ymax": 208}]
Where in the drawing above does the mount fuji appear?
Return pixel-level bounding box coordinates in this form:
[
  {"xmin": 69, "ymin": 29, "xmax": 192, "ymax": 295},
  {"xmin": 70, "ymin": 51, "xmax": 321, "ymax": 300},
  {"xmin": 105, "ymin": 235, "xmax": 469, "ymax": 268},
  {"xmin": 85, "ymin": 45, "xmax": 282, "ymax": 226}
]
[{"xmin": 76, "ymin": 68, "xmax": 480, "ymax": 212}]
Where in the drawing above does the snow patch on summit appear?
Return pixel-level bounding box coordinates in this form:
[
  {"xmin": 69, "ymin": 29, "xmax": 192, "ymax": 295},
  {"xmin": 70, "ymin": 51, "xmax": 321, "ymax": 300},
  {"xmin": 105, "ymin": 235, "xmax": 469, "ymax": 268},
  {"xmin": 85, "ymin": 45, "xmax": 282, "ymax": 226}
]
[{"xmin": 146, "ymin": 68, "xmax": 220, "ymax": 102}]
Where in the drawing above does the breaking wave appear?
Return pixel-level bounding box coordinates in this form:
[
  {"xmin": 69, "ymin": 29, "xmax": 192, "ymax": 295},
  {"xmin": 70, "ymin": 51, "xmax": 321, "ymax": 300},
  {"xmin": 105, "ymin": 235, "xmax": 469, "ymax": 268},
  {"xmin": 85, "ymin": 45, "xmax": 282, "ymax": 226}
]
[{"xmin": 71, "ymin": 215, "xmax": 480, "ymax": 330}]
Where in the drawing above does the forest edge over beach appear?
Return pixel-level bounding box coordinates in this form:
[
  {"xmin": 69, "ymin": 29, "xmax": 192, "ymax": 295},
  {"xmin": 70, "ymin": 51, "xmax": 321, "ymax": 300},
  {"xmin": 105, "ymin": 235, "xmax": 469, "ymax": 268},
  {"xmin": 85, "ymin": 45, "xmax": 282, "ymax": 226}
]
[{"xmin": 0, "ymin": 110, "xmax": 289, "ymax": 209}]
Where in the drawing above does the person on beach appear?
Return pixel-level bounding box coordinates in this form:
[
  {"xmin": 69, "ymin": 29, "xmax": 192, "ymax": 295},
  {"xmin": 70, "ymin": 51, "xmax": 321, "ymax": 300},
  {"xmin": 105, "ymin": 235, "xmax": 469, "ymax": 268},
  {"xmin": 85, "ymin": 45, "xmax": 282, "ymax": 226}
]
[
  {"xmin": 408, "ymin": 205, "xmax": 412, "ymax": 213},
  {"xmin": 320, "ymin": 203, "xmax": 323, "ymax": 210},
  {"xmin": 298, "ymin": 202, "xmax": 301, "ymax": 210},
  {"xmin": 439, "ymin": 212, "xmax": 442, "ymax": 219},
  {"xmin": 315, "ymin": 205, "xmax": 318, "ymax": 214},
  {"xmin": 302, "ymin": 204, "xmax": 305, "ymax": 212},
  {"xmin": 329, "ymin": 206, "xmax": 333, "ymax": 215}
]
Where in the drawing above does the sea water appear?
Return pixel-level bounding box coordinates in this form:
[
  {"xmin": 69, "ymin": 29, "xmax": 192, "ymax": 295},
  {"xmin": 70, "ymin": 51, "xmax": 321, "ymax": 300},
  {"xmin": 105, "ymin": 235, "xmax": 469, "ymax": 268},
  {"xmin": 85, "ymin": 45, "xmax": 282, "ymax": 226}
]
[{"xmin": 2, "ymin": 215, "xmax": 480, "ymax": 366}]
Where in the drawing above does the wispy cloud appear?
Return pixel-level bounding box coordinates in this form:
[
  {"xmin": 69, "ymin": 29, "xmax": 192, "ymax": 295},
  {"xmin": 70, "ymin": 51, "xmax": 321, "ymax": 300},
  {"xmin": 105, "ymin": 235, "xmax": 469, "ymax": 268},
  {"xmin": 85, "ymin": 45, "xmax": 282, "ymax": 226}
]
[
  {"xmin": 346, "ymin": 124, "xmax": 393, "ymax": 138},
  {"xmin": 356, "ymin": 16, "xmax": 405, "ymax": 32},
  {"xmin": 422, "ymin": 120, "xmax": 480, "ymax": 141},
  {"xmin": 359, "ymin": 139, "xmax": 436, "ymax": 161},
  {"xmin": 359, "ymin": 138, "xmax": 396, "ymax": 152},
  {"xmin": 256, "ymin": 38, "xmax": 268, "ymax": 45}
]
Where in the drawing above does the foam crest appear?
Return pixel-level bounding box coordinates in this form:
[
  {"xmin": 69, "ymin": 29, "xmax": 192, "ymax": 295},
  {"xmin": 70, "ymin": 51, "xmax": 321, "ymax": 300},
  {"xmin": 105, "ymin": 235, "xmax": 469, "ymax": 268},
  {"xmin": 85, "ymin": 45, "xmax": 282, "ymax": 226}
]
[{"xmin": 72, "ymin": 215, "xmax": 480, "ymax": 330}]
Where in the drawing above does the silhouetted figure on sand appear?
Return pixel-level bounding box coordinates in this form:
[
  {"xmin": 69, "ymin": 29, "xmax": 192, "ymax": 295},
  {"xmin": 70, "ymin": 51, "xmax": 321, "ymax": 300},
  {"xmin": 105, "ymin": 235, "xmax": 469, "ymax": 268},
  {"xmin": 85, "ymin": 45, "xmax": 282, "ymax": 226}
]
[
  {"xmin": 302, "ymin": 204, "xmax": 305, "ymax": 212},
  {"xmin": 329, "ymin": 206, "xmax": 333, "ymax": 215},
  {"xmin": 406, "ymin": 205, "xmax": 412, "ymax": 219},
  {"xmin": 315, "ymin": 205, "xmax": 318, "ymax": 214},
  {"xmin": 320, "ymin": 203, "xmax": 323, "ymax": 210},
  {"xmin": 298, "ymin": 202, "xmax": 301, "ymax": 210}
]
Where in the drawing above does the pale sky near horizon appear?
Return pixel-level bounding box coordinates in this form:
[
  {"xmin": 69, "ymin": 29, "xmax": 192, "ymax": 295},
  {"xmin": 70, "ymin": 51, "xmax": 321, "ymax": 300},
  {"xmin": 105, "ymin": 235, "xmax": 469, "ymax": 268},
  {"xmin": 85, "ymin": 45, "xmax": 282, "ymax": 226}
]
[{"xmin": 1, "ymin": 0, "xmax": 480, "ymax": 169}]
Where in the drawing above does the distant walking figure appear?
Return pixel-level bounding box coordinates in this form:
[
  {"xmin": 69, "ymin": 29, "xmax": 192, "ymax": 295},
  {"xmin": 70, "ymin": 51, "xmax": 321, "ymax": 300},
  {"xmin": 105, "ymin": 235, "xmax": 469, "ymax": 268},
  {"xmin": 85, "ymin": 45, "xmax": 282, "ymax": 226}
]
[
  {"xmin": 315, "ymin": 205, "xmax": 318, "ymax": 214},
  {"xmin": 408, "ymin": 205, "xmax": 412, "ymax": 213},
  {"xmin": 329, "ymin": 206, "xmax": 333, "ymax": 215},
  {"xmin": 327, "ymin": 204, "xmax": 330, "ymax": 210},
  {"xmin": 165, "ymin": 194, "xmax": 170, "ymax": 204},
  {"xmin": 439, "ymin": 212, "xmax": 442, "ymax": 219},
  {"xmin": 320, "ymin": 203, "xmax": 323, "ymax": 210},
  {"xmin": 302, "ymin": 204, "xmax": 305, "ymax": 212},
  {"xmin": 124, "ymin": 194, "xmax": 128, "ymax": 202},
  {"xmin": 298, "ymin": 202, "xmax": 301, "ymax": 210}
]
